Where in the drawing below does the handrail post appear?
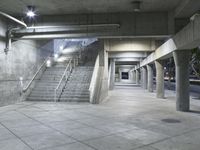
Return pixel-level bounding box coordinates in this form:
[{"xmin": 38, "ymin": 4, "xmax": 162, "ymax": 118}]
[
  {"xmin": 70, "ymin": 61, "xmax": 72, "ymax": 72},
  {"xmin": 54, "ymin": 58, "xmax": 73, "ymax": 102},
  {"xmin": 73, "ymin": 58, "xmax": 76, "ymax": 68},
  {"xmin": 54, "ymin": 89, "xmax": 57, "ymax": 102}
]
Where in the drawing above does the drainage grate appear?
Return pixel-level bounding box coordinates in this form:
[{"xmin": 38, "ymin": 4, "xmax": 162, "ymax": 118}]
[{"xmin": 161, "ymin": 118, "xmax": 181, "ymax": 123}]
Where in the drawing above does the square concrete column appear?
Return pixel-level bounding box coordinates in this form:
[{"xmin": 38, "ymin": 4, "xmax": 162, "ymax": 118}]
[
  {"xmin": 173, "ymin": 50, "xmax": 190, "ymax": 112},
  {"xmin": 119, "ymin": 69, "xmax": 122, "ymax": 82},
  {"xmin": 109, "ymin": 59, "xmax": 115, "ymax": 90},
  {"xmin": 155, "ymin": 60, "xmax": 164, "ymax": 98},
  {"xmin": 147, "ymin": 64, "xmax": 153, "ymax": 92},
  {"xmin": 142, "ymin": 66, "xmax": 147, "ymax": 89},
  {"xmin": 136, "ymin": 69, "xmax": 140, "ymax": 85},
  {"xmin": 132, "ymin": 70, "xmax": 136, "ymax": 83},
  {"xmin": 140, "ymin": 68, "xmax": 143, "ymax": 87}
]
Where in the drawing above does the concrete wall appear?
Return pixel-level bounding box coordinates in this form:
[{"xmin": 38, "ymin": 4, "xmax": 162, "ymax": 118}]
[{"xmin": 0, "ymin": 17, "xmax": 53, "ymax": 106}]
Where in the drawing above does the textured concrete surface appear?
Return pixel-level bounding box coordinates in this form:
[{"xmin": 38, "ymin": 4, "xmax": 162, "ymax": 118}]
[
  {"xmin": 0, "ymin": 15, "xmax": 53, "ymax": 106},
  {"xmin": 0, "ymin": 39, "xmax": 53, "ymax": 106},
  {"xmin": 0, "ymin": 85, "xmax": 200, "ymax": 150}
]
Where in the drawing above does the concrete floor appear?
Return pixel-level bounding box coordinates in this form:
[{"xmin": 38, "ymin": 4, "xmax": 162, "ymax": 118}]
[{"xmin": 0, "ymin": 85, "xmax": 200, "ymax": 150}]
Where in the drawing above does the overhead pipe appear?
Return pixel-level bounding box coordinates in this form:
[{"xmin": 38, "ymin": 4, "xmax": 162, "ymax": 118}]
[
  {"xmin": 12, "ymin": 23, "xmax": 121, "ymax": 39},
  {"xmin": 0, "ymin": 11, "xmax": 27, "ymax": 28},
  {"xmin": 0, "ymin": 11, "xmax": 27, "ymax": 54},
  {"xmin": 11, "ymin": 23, "xmax": 120, "ymax": 32},
  {"xmin": 26, "ymin": 24, "xmax": 120, "ymax": 29}
]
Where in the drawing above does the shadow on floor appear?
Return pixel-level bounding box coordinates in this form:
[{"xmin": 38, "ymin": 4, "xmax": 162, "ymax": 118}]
[{"xmin": 189, "ymin": 110, "xmax": 200, "ymax": 114}]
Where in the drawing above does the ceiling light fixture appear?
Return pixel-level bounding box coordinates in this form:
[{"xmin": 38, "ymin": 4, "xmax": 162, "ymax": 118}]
[
  {"xmin": 132, "ymin": 1, "xmax": 142, "ymax": 12},
  {"xmin": 26, "ymin": 6, "xmax": 36, "ymax": 18}
]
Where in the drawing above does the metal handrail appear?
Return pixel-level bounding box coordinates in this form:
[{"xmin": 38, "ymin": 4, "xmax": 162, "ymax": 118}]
[
  {"xmin": 23, "ymin": 57, "xmax": 49, "ymax": 92},
  {"xmin": 54, "ymin": 59, "xmax": 73, "ymax": 102}
]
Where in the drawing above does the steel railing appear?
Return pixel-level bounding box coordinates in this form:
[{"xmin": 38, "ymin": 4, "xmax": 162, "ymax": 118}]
[
  {"xmin": 22, "ymin": 57, "xmax": 51, "ymax": 93},
  {"xmin": 54, "ymin": 59, "xmax": 73, "ymax": 102}
]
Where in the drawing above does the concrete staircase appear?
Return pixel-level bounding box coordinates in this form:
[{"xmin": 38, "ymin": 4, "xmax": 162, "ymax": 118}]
[
  {"xmin": 59, "ymin": 66, "xmax": 94, "ymax": 102},
  {"xmin": 26, "ymin": 64, "xmax": 66, "ymax": 101}
]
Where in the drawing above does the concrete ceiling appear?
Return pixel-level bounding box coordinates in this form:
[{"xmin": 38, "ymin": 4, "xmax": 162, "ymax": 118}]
[{"xmin": 0, "ymin": 0, "xmax": 183, "ymax": 16}]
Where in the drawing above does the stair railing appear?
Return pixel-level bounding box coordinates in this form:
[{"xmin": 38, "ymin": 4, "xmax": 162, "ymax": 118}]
[
  {"xmin": 22, "ymin": 57, "xmax": 51, "ymax": 93},
  {"xmin": 54, "ymin": 58, "xmax": 73, "ymax": 102}
]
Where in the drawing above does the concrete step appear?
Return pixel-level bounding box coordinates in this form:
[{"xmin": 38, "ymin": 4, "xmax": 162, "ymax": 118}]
[
  {"xmin": 42, "ymin": 74, "xmax": 63, "ymax": 77},
  {"xmin": 27, "ymin": 97, "xmax": 54, "ymax": 101},
  {"xmin": 61, "ymin": 93, "xmax": 89, "ymax": 98},
  {"xmin": 59, "ymin": 97, "xmax": 89, "ymax": 102},
  {"xmin": 63, "ymin": 86, "xmax": 88, "ymax": 92},
  {"xmin": 28, "ymin": 94, "xmax": 55, "ymax": 98},
  {"xmin": 35, "ymin": 82, "xmax": 65, "ymax": 86},
  {"xmin": 27, "ymin": 62, "xmax": 94, "ymax": 103},
  {"xmin": 31, "ymin": 88, "xmax": 62, "ymax": 92},
  {"xmin": 35, "ymin": 83, "xmax": 61, "ymax": 86},
  {"xmin": 33, "ymin": 86, "xmax": 56, "ymax": 90},
  {"xmin": 40, "ymin": 78, "xmax": 61, "ymax": 81},
  {"xmin": 40, "ymin": 76, "xmax": 62, "ymax": 78},
  {"xmin": 61, "ymin": 91, "xmax": 89, "ymax": 94},
  {"xmin": 36, "ymin": 80, "xmax": 60, "ymax": 83}
]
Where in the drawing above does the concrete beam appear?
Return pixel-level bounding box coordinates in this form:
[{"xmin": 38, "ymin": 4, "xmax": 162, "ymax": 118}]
[
  {"xmin": 114, "ymin": 58, "xmax": 141, "ymax": 62},
  {"xmin": 108, "ymin": 52, "xmax": 148, "ymax": 58},
  {"xmin": 175, "ymin": 0, "xmax": 200, "ymax": 18},
  {"xmin": 105, "ymin": 39, "xmax": 156, "ymax": 52},
  {"xmin": 138, "ymin": 15, "xmax": 200, "ymax": 68}
]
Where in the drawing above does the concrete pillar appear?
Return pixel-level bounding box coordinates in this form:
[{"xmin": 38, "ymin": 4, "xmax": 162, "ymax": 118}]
[
  {"xmin": 132, "ymin": 70, "xmax": 136, "ymax": 83},
  {"xmin": 147, "ymin": 64, "xmax": 153, "ymax": 92},
  {"xmin": 109, "ymin": 59, "xmax": 115, "ymax": 90},
  {"xmin": 155, "ymin": 60, "xmax": 164, "ymax": 98},
  {"xmin": 142, "ymin": 66, "xmax": 147, "ymax": 89},
  {"xmin": 173, "ymin": 50, "xmax": 190, "ymax": 112},
  {"xmin": 119, "ymin": 69, "xmax": 122, "ymax": 82},
  {"xmin": 136, "ymin": 69, "xmax": 140, "ymax": 85},
  {"xmin": 140, "ymin": 68, "xmax": 143, "ymax": 87}
]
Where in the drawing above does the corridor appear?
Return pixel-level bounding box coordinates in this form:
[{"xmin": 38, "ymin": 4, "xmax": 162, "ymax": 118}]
[{"xmin": 0, "ymin": 85, "xmax": 200, "ymax": 150}]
